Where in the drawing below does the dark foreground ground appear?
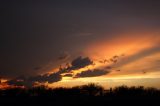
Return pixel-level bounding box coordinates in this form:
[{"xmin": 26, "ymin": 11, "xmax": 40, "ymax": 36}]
[{"xmin": 0, "ymin": 84, "xmax": 160, "ymax": 106}]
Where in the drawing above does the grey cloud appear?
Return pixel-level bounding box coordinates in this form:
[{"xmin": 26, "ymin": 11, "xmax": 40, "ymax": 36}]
[
  {"xmin": 47, "ymin": 73, "xmax": 62, "ymax": 83},
  {"xmin": 7, "ymin": 76, "xmax": 32, "ymax": 87},
  {"xmin": 58, "ymin": 56, "xmax": 93, "ymax": 73},
  {"xmin": 71, "ymin": 56, "xmax": 93, "ymax": 70},
  {"xmin": 28, "ymin": 73, "xmax": 62, "ymax": 83},
  {"xmin": 75, "ymin": 69, "xmax": 110, "ymax": 78},
  {"xmin": 7, "ymin": 79, "xmax": 33, "ymax": 88},
  {"xmin": 7, "ymin": 56, "xmax": 93, "ymax": 87},
  {"xmin": 7, "ymin": 72, "xmax": 62, "ymax": 88}
]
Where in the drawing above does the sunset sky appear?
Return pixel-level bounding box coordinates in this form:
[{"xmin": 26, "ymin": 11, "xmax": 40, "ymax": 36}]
[{"xmin": 1, "ymin": 0, "xmax": 160, "ymax": 89}]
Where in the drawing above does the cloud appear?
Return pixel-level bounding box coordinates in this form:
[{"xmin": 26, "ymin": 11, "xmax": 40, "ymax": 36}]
[
  {"xmin": 6, "ymin": 56, "xmax": 93, "ymax": 87},
  {"xmin": 7, "ymin": 76, "xmax": 32, "ymax": 87},
  {"xmin": 70, "ymin": 56, "xmax": 93, "ymax": 70},
  {"xmin": 7, "ymin": 72, "xmax": 62, "ymax": 88},
  {"xmin": 58, "ymin": 56, "xmax": 93, "ymax": 73},
  {"xmin": 28, "ymin": 73, "xmax": 62, "ymax": 83},
  {"xmin": 75, "ymin": 69, "xmax": 110, "ymax": 78},
  {"xmin": 7, "ymin": 79, "xmax": 31, "ymax": 87},
  {"xmin": 47, "ymin": 73, "xmax": 62, "ymax": 83}
]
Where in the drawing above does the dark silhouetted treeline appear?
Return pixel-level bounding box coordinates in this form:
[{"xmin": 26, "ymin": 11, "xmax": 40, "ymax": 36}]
[{"xmin": 0, "ymin": 83, "xmax": 160, "ymax": 106}]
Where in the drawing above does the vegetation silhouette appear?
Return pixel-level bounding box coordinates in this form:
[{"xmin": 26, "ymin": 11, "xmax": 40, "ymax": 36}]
[{"xmin": 0, "ymin": 83, "xmax": 160, "ymax": 106}]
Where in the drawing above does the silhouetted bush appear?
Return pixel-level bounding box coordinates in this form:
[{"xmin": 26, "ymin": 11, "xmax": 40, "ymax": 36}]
[
  {"xmin": 1, "ymin": 84, "xmax": 160, "ymax": 97},
  {"xmin": 0, "ymin": 84, "xmax": 160, "ymax": 106}
]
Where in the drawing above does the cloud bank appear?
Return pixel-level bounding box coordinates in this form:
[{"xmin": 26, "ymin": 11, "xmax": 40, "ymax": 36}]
[{"xmin": 6, "ymin": 56, "xmax": 95, "ymax": 87}]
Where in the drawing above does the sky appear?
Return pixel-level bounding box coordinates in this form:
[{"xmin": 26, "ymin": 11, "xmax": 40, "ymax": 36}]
[{"xmin": 0, "ymin": 0, "xmax": 160, "ymax": 89}]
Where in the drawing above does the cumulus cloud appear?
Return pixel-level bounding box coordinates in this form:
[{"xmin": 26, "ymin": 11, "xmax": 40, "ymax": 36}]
[{"xmin": 75, "ymin": 69, "xmax": 110, "ymax": 78}]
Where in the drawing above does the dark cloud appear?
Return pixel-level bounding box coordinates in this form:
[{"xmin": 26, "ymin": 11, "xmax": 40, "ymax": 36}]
[
  {"xmin": 47, "ymin": 73, "xmax": 62, "ymax": 83},
  {"xmin": 58, "ymin": 56, "xmax": 93, "ymax": 73},
  {"xmin": 7, "ymin": 79, "xmax": 34, "ymax": 87},
  {"xmin": 7, "ymin": 76, "xmax": 32, "ymax": 87},
  {"xmin": 75, "ymin": 69, "xmax": 110, "ymax": 78},
  {"xmin": 109, "ymin": 55, "xmax": 120, "ymax": 63},
  {"xmin": 28, "ymin": 73, "xmax": 62, "ymax": 83},
  {"xmin": 71, "ymin": 56, "xmax": 93, "ymax": 70},
  {"xmin": 7, "ymin": 56, "xmax": 93, "ymax": 87},
  {"xmin": 98, "ymin": 55, "xmax": 122, "ymax": 64},
  {"xmin": 7, "ymin": 72, "xmax": 62, "ymax": 88}
]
